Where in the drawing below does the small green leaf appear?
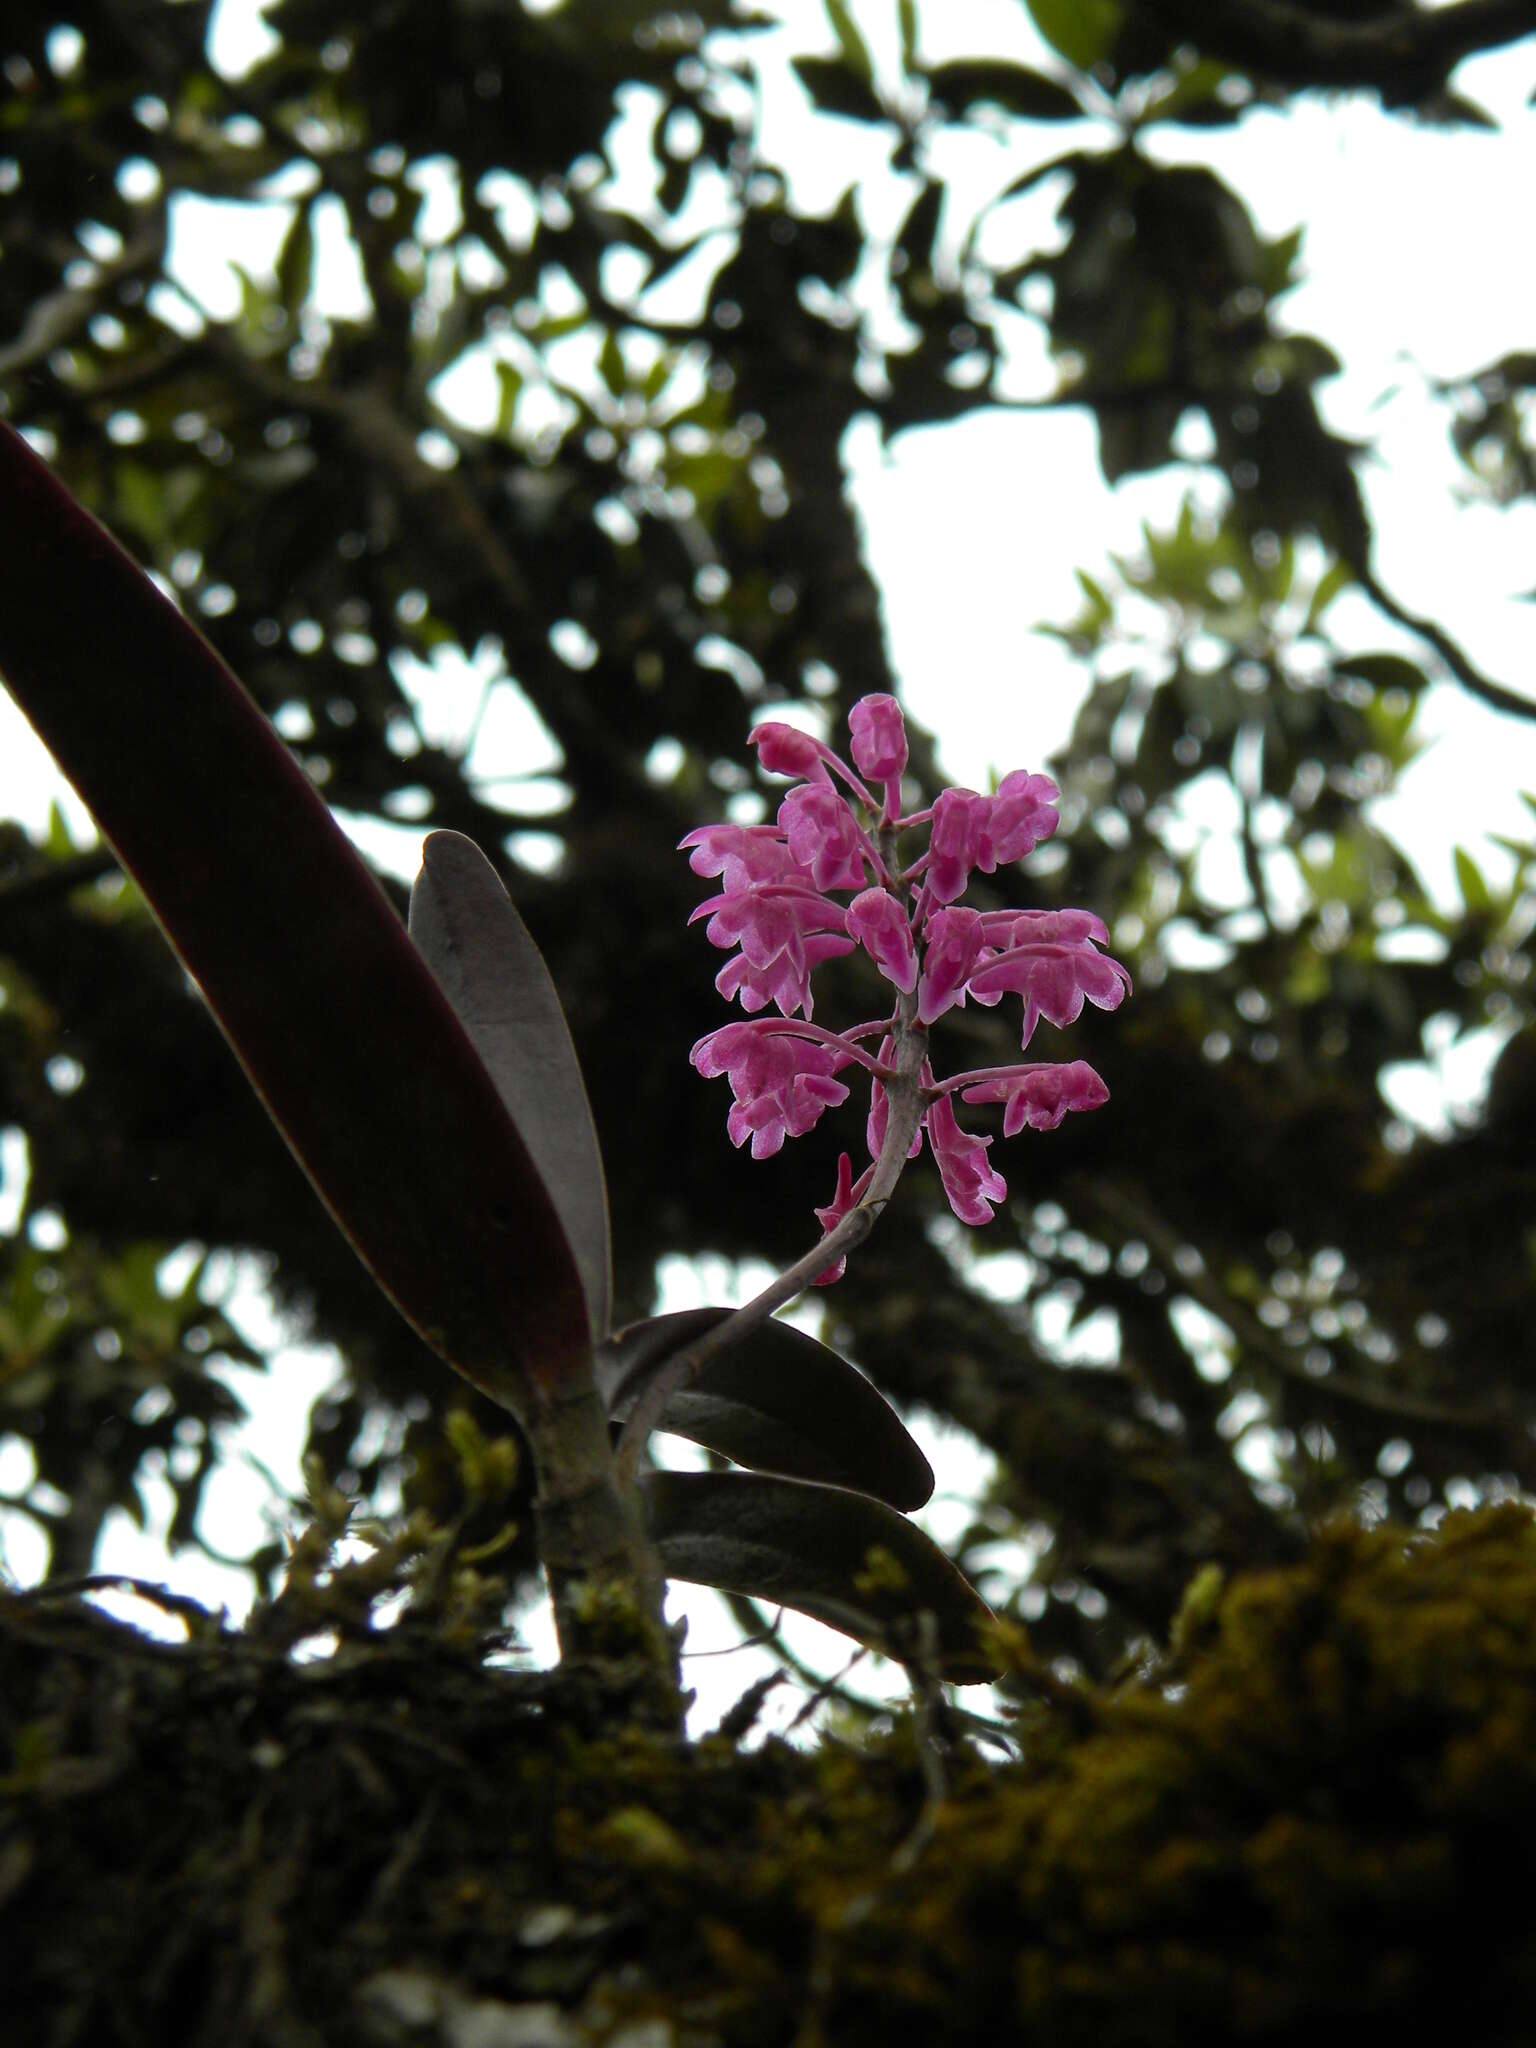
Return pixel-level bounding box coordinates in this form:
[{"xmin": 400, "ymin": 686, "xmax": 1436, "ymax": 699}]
[
  {"xmin": 924, "ymin": 60, "xmax": 1083, "ymax": 122},
  {"xmin": 1140, "ymin": 57, "xmax": 1241, "ymax": 128},
  {"xmin": 898, "ymin": 0, "xmax": 918, "ymax": 69},
  {"xmin": 598, "ymin": 1307, "xmax": 934, "ymax": 1509},
  {"xmin": 1454, "ymin": 845, "xmax": 1492, "ymax": 916},
  {"xmin": 410, "ymin": 832, "xmax": 611, "ymax": 1345},
  {"xmin": 598, "ymin": 329, "xmax": 626, "ymax": 395},
  {"xmin": 640, "ymin": 1469, "xmax": 997, "ymax": 1683},
  {"xmin": 897, "ymin": 181, "xmax": 945, "ymax": 275},
  {"xmin": 824, "ymin": 0, "xmax": 873, "ymax": 81},
  {"xmin": 1074, "ymin": 567, "xmax": 1113, "ymax": 626},
  {"xmin": 275, "ymin": 203, "xmax": 315, "ymax": 326},
  {"xmin": 530, "ymin": 307, "xmax": 589, "ymax": 343},
  {"xmin": 45, "ymin": 800, "xmax": 78, "ymax": 860},
  {"xmin": 1334, "ymin": 653, "xmax": 1429, "ymax": 695},
  {"xmin": 493, "ymin": 362, "xmax": 523, "ymax": 438},
  {"xmin": 790, "ymin": 55, "xmax": 885, "ymax": 122},
  {"xmin": 1305, "ymin": 556, "xmax": 1353, "ymax": 632},
  {"xmin": 1026, "ymin": 0, "xmax": 1122, "ymax": 73}
]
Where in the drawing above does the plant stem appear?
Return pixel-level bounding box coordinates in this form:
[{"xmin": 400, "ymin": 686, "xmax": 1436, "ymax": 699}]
[{"xmin": 525, "ymin": 1381, "xmax": 684, "ymax": 1723}]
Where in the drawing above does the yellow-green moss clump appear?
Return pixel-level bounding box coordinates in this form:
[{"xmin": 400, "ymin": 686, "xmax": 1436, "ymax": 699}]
[{"xmin": 8, "ymin": 1505, "xmax": 1536, "ymax": 2046}]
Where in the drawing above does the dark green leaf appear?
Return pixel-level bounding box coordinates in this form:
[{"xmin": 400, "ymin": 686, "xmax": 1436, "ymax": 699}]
[
  {"xmin": 1304, "ymin": 556, "xmax": 1353, "ymax": 632},
  {"xmin": 276, "ymin": 203, "xmax": 315, "ymax": 326},
  {"xmin": 598, "ymin": 329, "xmax": 626, "ymax": 395},
  {"xmin": 925, "ymin": 60, "xmax": 1082, "ymax": 122},
  {"xmin": 1426, "ymin": 89, "xmax": 1497, "ymax": 130},
  {"xmin": 897, "ymin": 180, "xmax": 946, "ymax": 276},
  {"xmin": 598, "ymin": 1307, "xmax": 934, "ymax": 1509},
  {"xmin": 640, "ymin": 1468, "xmax": 997, "ymax": 1683},
  {"xmin": 1140, "ymin": 57, "xmax": 1244, "ymax": 128},
  {"xmin": 824, "ymin": 0, "xmax": 873, "ymax": 82},
  {"xmin": 0, "ymin": 424, "xmax": 592, "ymax": 1415},
  {"xmin": 1334, "ymin": 653, "xmax": 1430, "ymax": 695},
  {"xmin": 898, "ymin": 0, "xmax": 918, "ymax": 70},
  {"xmin": 410, "ymin": 831, "xmax": 611, "ymax": 1343},
  {"xmin": 790, "ymin": 55, "xmax": 886, "ymax": 123},
  {"xmin": 1454, "ymin": 845, "xmax": 1492, "ymax": 917},
  {"xmin": 493, "ymin": 361, "xmax": 523, "ymax": 437},
  {"xmin": 1026, "ymin": 0, "xmax": 1122, "ymax": 73}
]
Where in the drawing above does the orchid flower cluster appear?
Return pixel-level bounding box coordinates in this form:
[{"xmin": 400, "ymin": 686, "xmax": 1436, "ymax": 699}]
[{"xmin": 682, "ymin": 695, "xmax": 1130, "ymax": 1282}]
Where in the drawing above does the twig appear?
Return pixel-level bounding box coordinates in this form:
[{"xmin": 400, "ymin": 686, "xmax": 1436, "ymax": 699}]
[{"xmin": 1358, "ymin": 562, "xmax": 1536, "ymax": 724}]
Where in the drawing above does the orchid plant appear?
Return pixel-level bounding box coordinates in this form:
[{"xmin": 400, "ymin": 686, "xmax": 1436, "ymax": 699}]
[{"xmin": 0, "ymin": 421, "xmax": 1127, "ymax": 1714}]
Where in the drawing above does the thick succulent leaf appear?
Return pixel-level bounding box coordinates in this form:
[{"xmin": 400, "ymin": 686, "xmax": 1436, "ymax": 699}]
[
  {"xmin": 410, "ymin": 831, "xmax": 611, "ymax": 1341},
  {"xmin": 599, "ymin": 1308, "xmax": 934, "ymax": 1511},
  {"xmin": 0, "ymin": 423, "xmax": 591, "ymax": 1411},
  {"xmin": 640, "ymin": 1469, "xmax": 997, "ymax": 1684}
]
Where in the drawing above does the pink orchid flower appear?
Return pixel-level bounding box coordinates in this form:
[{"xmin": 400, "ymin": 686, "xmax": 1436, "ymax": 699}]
[{"xmin": 682, "ymin": 696, "xmax": 1129, "ymax": 1262}]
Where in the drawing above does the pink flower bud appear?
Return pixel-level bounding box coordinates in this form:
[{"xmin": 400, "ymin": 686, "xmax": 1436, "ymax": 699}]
[
  {"xmin": 812, "ymin": 1151, "xmax": 872, "ymax": 1285},
  {"xmin": 747, "ymin": 721, "xmax": 832, "ymax": 784},
  {"xmin": 927, "ymin": 787, "xmax": 986, "ymax": 904},
  {"xmin": 846, "ymin": 887, "xmax": 918, "ymax": 993},
  {"xmin": 848, "ymin": 694, "xmax": 908, "ymax": 783}
]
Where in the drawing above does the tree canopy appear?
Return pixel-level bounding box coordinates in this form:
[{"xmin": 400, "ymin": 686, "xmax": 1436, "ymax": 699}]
[
  {"xmin": 7, "ymin": 1, "xmax": 1536, "ymax": 2038},
  {"xmin": 4, "ymin": 0, "xmax": 1536, "ymax": 1671}
]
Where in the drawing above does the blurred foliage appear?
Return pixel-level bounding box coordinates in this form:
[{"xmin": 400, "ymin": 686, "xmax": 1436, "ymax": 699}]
[{"xmin": 1, "ymin": 0, "xmax": 1534, "ymax": 1690}]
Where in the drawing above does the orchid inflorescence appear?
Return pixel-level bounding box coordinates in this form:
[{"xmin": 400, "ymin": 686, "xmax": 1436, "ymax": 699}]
[{"xmin": 683, "ymin": 695, "xmax": 1130, "ymax": 1280}]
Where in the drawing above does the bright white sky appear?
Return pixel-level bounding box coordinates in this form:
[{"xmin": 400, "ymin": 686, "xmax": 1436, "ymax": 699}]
[{"xmin": 3, "ymin": 0, "xmax": 1535, "ymax": 1731}]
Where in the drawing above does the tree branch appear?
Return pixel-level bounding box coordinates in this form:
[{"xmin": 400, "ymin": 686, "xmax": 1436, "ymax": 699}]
[
  {"xmin": 1357, "ymin": 562, "xmax": 1536, "ymax": 722},
  {"xmin": 1134, "ymin": 0, "xmax": 1536, "ymax": 93}
]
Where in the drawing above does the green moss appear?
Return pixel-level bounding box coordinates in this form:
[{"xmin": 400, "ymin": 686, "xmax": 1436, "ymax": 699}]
[{"xmin": 8, "ymin": 1507, "xmax": 1536, "ymax": 2043}]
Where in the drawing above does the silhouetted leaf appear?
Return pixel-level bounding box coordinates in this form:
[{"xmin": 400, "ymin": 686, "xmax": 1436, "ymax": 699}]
[
  {"xmin": 598, "ymin": 1307, "xmax": 934, "ymax": 1509},
  {"xmin": 0, "ymin": 425, "xmax": 591, "ymax": 1414},
  {"xmin": 824, "ymin": 0, "xmax": 873, "ymax": 82},
  {"xmin": 1139, "ymin": 57, "xmax": 1243, "ymax": 128},
  {"xmin": 790, "ymin": 56, "xmax": 885, "ymax": 123},
  {"xmin": 1454, "ymin": 845, "xmax": 1492, "ymax": 916},
  {"xmin": 410, "ymin": 830, "xmax": 611, "ymax": 1342},
  {"xmin": 898, "ymin": 0, "xmax": 918, "ymax": 70},
  {"xmin": 1334, "ymin": 653, "xmax": 1429, "ymax": 695},
  {"xmin": 1305, "ymin": 557, "xmax": 1354, "ymax": 631},
  {"xmin": 925, "ymin": 61, "xmax": 1083, "ymax": 122},
  {"xmin": 276, "ymin": 203, "xmax": 315, "ymax": 326},
  {"xmin": 640, "ymin": 1468, "xmax": 997, "ymax": 1683},
  {"xmin": 896, "ymin": 184, "xmax": 943, "ymax": 280},
  {"xmin": 1027, "ymin": 0, "xmax": 1122, "ymax": 73}
]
